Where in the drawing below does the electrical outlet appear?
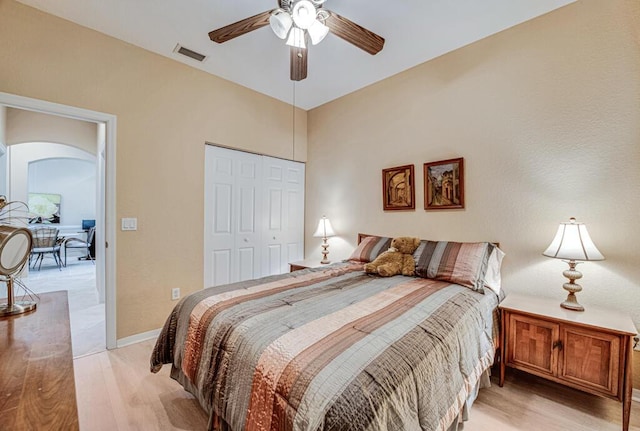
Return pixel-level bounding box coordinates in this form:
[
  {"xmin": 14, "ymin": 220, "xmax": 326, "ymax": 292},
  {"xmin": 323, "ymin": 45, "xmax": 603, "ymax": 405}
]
[{"xmin": 171, "ymin": 287, "xmax": 180, "ymax": 300}]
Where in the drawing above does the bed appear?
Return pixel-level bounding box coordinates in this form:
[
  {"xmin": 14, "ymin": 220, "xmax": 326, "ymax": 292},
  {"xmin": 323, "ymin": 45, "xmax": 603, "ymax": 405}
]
[{"xmin": 151, "ymin": 235, "xmax": 504, "ymax": 431}]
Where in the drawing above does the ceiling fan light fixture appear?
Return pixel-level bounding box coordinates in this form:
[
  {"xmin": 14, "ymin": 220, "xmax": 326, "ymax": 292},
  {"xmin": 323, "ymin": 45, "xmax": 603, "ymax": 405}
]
[
  {"xmin": 286, "ymin": 26, "xmax": 306, "ymax": 49},
  {"xmin": 292, "ymin": 0, "xmax": 316, "ymax": 30},
  {"xmin": 207, "ymin": 0, "xmax": 385, "ymax": 82},
  {"xmin": 270, "ymin": 9, "xmax": 293, "ymax": 39},
  {"xmin": 308, "ymin": 19, "xmax": 329, "ymax": 45}
]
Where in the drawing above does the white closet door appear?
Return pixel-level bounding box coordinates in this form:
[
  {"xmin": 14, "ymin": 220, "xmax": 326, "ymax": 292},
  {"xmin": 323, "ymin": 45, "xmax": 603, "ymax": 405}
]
[
  {"xmin": 234, "ymin": 153, "xmax": 262, "ymax": 283},
  {"xmin": 261, "ymin": 156, "xmax": 305, "ymax": 276},
  {"xmin": 204, "ymin": 146, "xmax": 262, "ymax": 287},
  {"xmin": 282, "ymin": 161, "xmax": 305, "ymax": 269}
]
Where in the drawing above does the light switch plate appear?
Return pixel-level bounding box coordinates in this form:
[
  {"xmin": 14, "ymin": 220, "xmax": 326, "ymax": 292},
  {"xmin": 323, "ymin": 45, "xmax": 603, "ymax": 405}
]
[{"xmin": 121, "ymin": 217, "xmax": 137, "ymax": 231}]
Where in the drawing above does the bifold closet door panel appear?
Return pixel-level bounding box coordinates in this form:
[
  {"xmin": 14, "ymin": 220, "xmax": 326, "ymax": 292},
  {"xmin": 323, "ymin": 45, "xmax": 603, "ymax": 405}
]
[
  {"xmin": 205, "ymin": 145, "xmax": 304, "ymax": 287},
  {"xmin": 261, "ymin": 156, "xmax": 305, "ymax": 277},
  {"xmin": 204, "ymin": 146, "xmax": 262, "ymax": 287}
]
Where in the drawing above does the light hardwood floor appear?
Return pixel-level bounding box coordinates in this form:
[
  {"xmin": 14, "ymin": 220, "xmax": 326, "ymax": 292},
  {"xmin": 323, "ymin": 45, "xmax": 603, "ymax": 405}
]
[
  {"xmin": 26, "ymin": 256, "xmax": 104, "ymax": 358},
  {"xmin": 74, "ymin": 340, "xmax": 208, "ymax": 430},
  {"xmin": 74, "ymin": 339, "xmax": 640, "ymax": 431}
]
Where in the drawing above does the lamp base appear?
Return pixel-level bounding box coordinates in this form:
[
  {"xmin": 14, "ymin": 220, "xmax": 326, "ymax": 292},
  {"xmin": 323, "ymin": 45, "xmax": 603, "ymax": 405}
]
[
  {"xmin": 0, "ymin": 300, "xmax": 37, "ymax": 317},
  {"xmin": 560, "ymin": 292, "xmax": 584, "ymax": 312},
  {"xmin": 319, "ymin": 237, "xmax": 330, "ymax": 265},
  {"xmin": 559, "ymin": 260, "xmax": 585, "ymax": 312}
]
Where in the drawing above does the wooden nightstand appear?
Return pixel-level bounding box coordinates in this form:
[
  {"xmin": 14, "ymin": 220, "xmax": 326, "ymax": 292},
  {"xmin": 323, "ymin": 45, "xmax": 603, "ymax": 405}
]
[
  {"xmin": 288, "ymin": 258, "xmax": 330, "ymax": 272},
  {"xmin": 500, "ymin": 293, "xmax": 637, "ymax": 431}
]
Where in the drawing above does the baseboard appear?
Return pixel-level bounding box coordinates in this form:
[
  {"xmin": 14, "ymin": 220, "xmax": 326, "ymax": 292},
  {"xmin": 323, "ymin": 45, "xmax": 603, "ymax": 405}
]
[
  {"xmin": 116, "ymin": 328, "xmax": 161, "ymax": 348},
  {"xmin": 633, "ymin": 389, "xmax": 640, "ymax": 403}
]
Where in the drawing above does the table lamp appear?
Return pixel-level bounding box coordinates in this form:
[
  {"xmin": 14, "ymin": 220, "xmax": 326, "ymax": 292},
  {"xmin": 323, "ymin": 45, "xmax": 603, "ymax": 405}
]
[
  {"xmin": 313, "ymin": 215, "xmax": 335, "ymax": 264},
  {"xmin": 542, "ymin": 217, "xmax": 604, "ymax": 311}
]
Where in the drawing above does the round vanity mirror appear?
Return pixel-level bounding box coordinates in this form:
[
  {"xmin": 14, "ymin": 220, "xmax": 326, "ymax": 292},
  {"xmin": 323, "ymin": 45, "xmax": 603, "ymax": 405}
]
[
  {"xmin": 0, "ymin": 225, "xmax": 36, "ymax": 317},
  {"xmin": 0, "ymin": 226, "xmax": 32, "ymax": 275}
]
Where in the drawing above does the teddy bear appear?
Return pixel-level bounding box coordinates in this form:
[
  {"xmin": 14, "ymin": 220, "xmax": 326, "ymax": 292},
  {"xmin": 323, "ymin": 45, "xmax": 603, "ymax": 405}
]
[{"xmin": 363, "ymin": 237, "xmax": 421, "ymax": 277}]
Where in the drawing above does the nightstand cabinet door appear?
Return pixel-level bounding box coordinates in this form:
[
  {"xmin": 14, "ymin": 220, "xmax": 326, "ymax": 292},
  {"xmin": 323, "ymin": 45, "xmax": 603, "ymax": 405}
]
[
  {"xmin": 507, "ymin": 314, "xmax": 559, "ymax": 376},
  {"xmin": 558, "ymin": 325, "xmax": 620, "ymax": 397}
]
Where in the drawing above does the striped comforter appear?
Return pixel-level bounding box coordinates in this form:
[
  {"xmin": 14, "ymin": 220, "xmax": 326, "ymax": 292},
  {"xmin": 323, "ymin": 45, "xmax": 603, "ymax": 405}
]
[{"xmin": 151, "ymin": 262, "xmax": 500, "ymax": 431}]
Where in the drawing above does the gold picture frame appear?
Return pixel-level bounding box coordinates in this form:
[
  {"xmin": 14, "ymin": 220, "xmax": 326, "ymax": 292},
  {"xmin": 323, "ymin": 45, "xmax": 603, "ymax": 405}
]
[
  {"xmin": 424, "ymin": 158, "xmax": 464, "ymax": 210},
  {"xmin": 382, "ymin": 164, "xmax": 415, "ymax": 211}
]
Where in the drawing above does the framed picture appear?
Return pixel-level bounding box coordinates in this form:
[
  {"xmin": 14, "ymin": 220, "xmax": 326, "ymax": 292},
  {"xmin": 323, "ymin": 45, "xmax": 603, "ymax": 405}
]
[
  {"xmin": 424, "ymin": 158, "xmax": 464, "ymax": 210},
  {"xmin": 382, "ymin": 164, "xmax": 415, "ymax": 211},
  {"xmin": 28, "ymin": 192, "xmax": 62, "ymax": 223}
]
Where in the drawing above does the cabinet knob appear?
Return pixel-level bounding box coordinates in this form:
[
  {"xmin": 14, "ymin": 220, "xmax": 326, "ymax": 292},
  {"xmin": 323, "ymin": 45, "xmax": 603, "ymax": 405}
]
[{"xmin": 553, "ymin": 340, "xmax": 563, "ymax": 350}]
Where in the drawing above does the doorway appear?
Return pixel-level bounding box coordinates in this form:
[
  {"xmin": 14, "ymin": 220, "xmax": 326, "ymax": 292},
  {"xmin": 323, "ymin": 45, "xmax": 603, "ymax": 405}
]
[
  {"xmin": 0, "ymin": 91, "xmax": 116, "ymax": 350},
  {"xmin": 12, "ymin": 141, "xmax": 100, "ymax": 357}
]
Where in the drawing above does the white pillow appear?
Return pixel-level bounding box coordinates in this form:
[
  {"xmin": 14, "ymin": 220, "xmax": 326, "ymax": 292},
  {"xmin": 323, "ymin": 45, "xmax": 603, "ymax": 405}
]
[{"xmin": 483, "ymin": 246, "xmax": 505, "ymax": 295}]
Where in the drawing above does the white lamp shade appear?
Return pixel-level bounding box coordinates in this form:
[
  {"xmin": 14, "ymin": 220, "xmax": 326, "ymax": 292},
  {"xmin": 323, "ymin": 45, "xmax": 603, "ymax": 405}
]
[
  {"xmin": 269, "ymin": 10, "xmax": 293, "ymax": 39},
  {"xmin": 543, "ymin": 218, "xmax": 604, "ymax": 261},
  {"xmin": 286, "ymin": 27, "xmax": 306, "ymax": 49},
  {"xmin": 313, "ymin": 216, "xmax": 335, "ymax": 238},
  {"xmin": 292, "ymin": 0, "xmax": 316, "ymax": 29},
  {"xmin": 308, "ymin": 19, "xmax": 329, "ymax": 45}
]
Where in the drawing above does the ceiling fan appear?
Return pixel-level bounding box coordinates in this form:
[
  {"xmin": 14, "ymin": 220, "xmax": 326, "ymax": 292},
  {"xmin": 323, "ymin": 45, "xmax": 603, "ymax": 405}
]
[{"xmin": 208, "ymin": 0, "xmax": 385, "ymax": 81}]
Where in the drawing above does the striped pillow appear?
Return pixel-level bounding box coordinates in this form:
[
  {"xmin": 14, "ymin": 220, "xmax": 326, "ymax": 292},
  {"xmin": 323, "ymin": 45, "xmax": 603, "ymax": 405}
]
[
  {"xmin": 413, "ymin": 240, "xmax": 494, "ymax": 292},
  {"xmin": 348, "ymin": 236, "xmax": 392, "ymax": 263}
]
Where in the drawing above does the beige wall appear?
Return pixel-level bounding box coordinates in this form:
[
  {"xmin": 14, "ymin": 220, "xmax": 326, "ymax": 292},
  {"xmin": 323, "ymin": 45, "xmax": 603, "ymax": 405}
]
[
  {"xmin": 307, "ymin": 0, "xmax": 640, "ymax": 327},
  {"xmin": 0, "ymin": 106, "xmax": 6, "ymax": 197},
  {"xmin": 6, "ymin": 108, "xmax": 97, "ymax": 154},
  {"xmin": 0, "ymin": 106, "xmax": 6, "ymax": 147},
  {"xmin": 0, "ymin": 0, "xmax": 307, "ymax": 338}
]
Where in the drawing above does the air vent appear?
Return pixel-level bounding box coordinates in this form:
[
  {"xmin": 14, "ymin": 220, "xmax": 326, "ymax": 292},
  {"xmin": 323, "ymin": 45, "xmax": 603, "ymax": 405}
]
[{"xmin": 174, "ymin": 44, "xmax": 207, "ymax": 62}]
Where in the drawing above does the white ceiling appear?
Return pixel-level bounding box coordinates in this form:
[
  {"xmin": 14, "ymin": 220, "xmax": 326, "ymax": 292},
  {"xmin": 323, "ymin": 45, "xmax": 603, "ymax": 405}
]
[{"xmin": 17, "ymin": 0, "xmax": 574, "ymax": 110}]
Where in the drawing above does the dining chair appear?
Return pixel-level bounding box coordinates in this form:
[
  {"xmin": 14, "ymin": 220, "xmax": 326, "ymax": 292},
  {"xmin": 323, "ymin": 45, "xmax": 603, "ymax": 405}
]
[
  {"xmin": 64, "ymin": 226, "xmax": 95, "ymax": 266},
  {"xmin": 30, "ymin": 227, "xmax": 62, "ymax": 270}
]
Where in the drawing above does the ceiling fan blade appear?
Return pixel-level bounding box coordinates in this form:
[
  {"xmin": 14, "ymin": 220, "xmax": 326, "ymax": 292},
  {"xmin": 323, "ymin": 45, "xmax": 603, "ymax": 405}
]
[
  {"xmin": 209, "ymin": 10, "xmax": 272, "ymax": 44},
  {"xmin": 290, "ymin": 46, "xmax": 308, "ymax": 81},
  {"xmin": 325, "ymin": 12, "xmax": 385, "ymax": 55}
]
